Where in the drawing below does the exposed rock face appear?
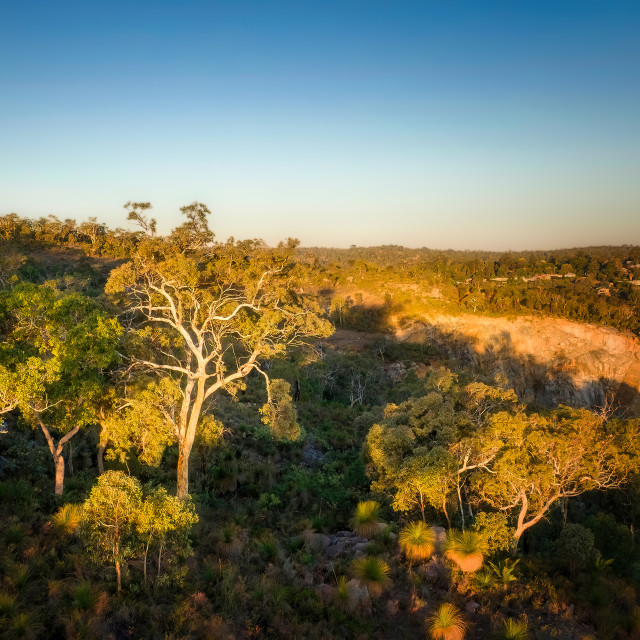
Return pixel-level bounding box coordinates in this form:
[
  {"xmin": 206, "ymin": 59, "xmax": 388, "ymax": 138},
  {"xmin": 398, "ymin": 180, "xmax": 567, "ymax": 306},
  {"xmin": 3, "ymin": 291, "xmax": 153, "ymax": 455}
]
[{"xmin": 398, "ymin": 315, "xmax": 640, "ymax": 416}]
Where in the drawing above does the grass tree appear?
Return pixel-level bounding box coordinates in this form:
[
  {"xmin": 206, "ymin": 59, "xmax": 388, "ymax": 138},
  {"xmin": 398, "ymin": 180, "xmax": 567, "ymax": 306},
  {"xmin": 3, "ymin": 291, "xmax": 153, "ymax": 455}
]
[
  {"xmin": 216, "ymin": 524, "xmax": 244, "ymax": 558},
  {"xmin": 333, "ymin": 575, "xmax": 356, "ymax": 612},
  {"xmin": 444, "ymin": 530, "xmax": 485, "ymax": 573},
  {"xmin": 399, "ymin": 521, "xmax": 436, "ymax": 562},
  {"xmin": 427, "ymin": 603, "xmax": 467, "ymax": 640},
  {"xmin": 352, "ymin": 501, "xmax": 385, "ymax": 538},
  {"xmin": 498, "ymin": 618, "xmax": 530, "ymax": 640},
  {"xmin": 50, "ymin": 503, "xmax": 82, "ymax": 537},
  {"xmin": 351, "ymin": 556, "xmax": 392, "ymax": 598}
]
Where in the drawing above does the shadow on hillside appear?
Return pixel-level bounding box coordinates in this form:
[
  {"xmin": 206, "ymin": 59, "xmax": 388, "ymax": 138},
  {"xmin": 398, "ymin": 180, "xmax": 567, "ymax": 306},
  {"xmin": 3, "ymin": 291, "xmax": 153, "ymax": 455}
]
[
  {"xmin": 413, "ymin": 322, "xmax": 640, "ymax": 417},
  {"xmin": 335, "ymin": 303, "xmax": 640, "ymax": 417}
]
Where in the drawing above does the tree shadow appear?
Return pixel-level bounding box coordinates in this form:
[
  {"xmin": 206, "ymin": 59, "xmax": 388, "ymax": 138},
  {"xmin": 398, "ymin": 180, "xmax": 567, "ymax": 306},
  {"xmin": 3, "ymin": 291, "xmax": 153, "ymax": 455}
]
[
  {"xmin": 334, "ymin": 303, "xmax": 640, "ymax": 417},
  {"xmin": 411, "ymin": 320, "xmax": 640, "ymax": 417}
]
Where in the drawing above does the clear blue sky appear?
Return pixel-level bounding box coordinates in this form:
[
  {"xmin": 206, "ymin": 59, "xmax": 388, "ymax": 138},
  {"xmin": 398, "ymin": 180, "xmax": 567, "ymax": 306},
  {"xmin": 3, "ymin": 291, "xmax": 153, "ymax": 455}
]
[{"xmin": 1, "ymin": 0, "xmax": 638, "ymax": 250}]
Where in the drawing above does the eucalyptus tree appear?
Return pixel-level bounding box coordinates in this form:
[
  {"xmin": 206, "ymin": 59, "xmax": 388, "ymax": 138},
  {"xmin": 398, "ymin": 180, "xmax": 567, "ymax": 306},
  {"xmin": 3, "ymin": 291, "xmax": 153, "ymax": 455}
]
[
  {"xmin": 0, "ymin": 284, "xmax": 122, "ymax": 494},
  {"xmin": 107, "ymin": 202, "xmax": 332, "ymax": 497},
  {"xmin": 474, "ymin": 408, "xmax": 640, "ymax": 553},
  {"xmin": 364, "ymin": 370, "xmax": 640, "ymax": 553}
]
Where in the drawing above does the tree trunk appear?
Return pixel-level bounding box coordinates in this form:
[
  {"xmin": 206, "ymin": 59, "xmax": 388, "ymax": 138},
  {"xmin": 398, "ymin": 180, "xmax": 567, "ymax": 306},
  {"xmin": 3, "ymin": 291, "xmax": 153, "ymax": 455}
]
[
  {"xmin": 143, "ymin": 536, "xmax": 151, "ymax": 583},
  {"xmin": 560, "ymin": 497, "xmax": 568, "ymax": 527},
  {"xmin": 457, "ymin": 476, "xmax": 465, "ymax": 530},
  {"xmin": 157, "ymin": 542, "xmax": 163, "ymax": 577},
  {"xmin": 38, "ymin": 418, "xmax": 80, "ymax": 496},
  {"xmin": 54, "ymin": 452, "xmax": 65, "ymax": 496},
  {"xmin": 97, "ymin": 438, "xmax": 107, "ymax": 475},
  {"xmin": 176, "ymin": 377, "xmax": 206, "ymax": 498},
  {"xmin": 115, "ymin": 559, "xmax": 122, "ymax": 593},
  {"xmin": 176, "ymin": 438, "xmax": 192, "ymax": 499},
  {"xmin": 67, "ymin": 441, "xmax": 74, "ymax": 477},
  {"xmin": 442, "ymin": 497, "xmax": 451, "ymax": 529}
]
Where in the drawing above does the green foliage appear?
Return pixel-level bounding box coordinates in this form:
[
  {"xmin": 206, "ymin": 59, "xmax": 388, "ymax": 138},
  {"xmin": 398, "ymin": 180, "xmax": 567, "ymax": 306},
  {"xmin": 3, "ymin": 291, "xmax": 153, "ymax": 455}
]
[
  {"xmin": 584, "ymin": 512, "xmax": 637, "ymax": 576},
  {"xmin": 472, "ymin": 512, "xmax": 513, "ymax": 556},
  {"xmin": 5, "ymin": 611, "xmax": 43, "ymax": 640},
  {"xmin": 102, "ymin": 377, "xmax": 180, "ymax": 467},
  {"xmin": 555, "ymin": 523, "xmax": 597, "ymax": 576},
  {"xmin": 473, "ymin": 568, "xmax": 495, "ymax": 591},
  {"xmin": 71, "ymin": 582, "xmax": 97, "ymax": 611},
  {"xmin": 79, "ymin": 470, "xmax": 143, "ymax": 589},
  {"xmin": 137, "ymin": 485, "xmax": 198, "ymax": 577},
  {"xmin": 217, "ymin": 525, "xmax": 243, "ymax": 558},
  {"xmin": 0, "ymin": 591, "xmax": 17, "ymax": 617},
  {"xmin": 488, "ymin": 558, "xmax": 520, "ymax": 587},
  {"xmin": 260, "ymin": 379, "xmax": 302, "ymax": 442},
  {"xmin": 0, "ymin": 283, "xmax": 121, "ymax": 493}
]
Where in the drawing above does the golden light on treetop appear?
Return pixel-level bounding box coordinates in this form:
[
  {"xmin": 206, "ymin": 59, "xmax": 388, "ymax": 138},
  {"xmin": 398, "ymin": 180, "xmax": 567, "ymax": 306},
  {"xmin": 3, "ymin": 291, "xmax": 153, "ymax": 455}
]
[{"xmin": 106, "ymin": 202, "xmax": 332, "ymax": 497}]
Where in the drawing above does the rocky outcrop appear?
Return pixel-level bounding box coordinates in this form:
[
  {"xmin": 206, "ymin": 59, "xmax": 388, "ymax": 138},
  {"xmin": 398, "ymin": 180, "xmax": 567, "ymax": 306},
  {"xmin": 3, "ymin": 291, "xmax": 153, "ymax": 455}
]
[{"xmin": 397, "ymin": 315, "xmax": 640, "ymax": 416}]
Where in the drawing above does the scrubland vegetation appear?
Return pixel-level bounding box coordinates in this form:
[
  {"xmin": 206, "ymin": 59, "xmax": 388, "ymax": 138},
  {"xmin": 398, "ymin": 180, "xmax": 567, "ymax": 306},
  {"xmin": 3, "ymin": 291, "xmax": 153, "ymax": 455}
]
[{"xmin": 1, "ymin": 205, "xmax": 640, "ymax": 639}]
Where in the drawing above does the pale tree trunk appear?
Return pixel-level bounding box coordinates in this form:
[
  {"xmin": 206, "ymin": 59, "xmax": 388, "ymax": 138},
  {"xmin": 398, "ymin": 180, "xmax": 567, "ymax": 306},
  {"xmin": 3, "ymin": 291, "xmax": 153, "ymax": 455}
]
[
  {"xmin": 176, "ymin": 377, "xmax": 206, "ymax": 498},
  {"xmin": 38, "ymin": 419, "xmax": 81, "ymax": 496},
  {"xmin": 511, "ymin": 491, "xmax": 560, "ymax": 555}
]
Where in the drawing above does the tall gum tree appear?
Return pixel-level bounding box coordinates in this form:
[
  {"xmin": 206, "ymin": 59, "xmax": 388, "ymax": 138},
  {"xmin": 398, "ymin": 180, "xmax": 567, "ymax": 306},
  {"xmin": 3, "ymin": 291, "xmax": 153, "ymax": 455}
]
[
  {"xmin": 106, "ymin": 203, "xmax": 333, "ymax": 497},
  {"xmin": 0, "ymin": 284, "xmax": 122, "ymax": 494},
  {"xmin": 474, "ymin": 408, "xmax": 640, "ymax": 553}
]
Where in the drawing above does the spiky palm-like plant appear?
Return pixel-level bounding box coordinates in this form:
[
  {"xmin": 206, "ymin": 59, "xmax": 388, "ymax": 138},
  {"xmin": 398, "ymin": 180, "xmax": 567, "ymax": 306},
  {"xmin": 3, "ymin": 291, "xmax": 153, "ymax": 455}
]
[
  {"xmin": 499, "ymin": 618, "xmax": 529, "ymax": 640},
  {"xmin": 260, "ymin": 538, "xmax": 278, "ymax": 562},
  {"xmin": 351, "ymin": 556, "xmax": 392, "ymax": 598},
  {"xmin": 72, "ymin": 583, "xmax": 98, "ymax": 611},
  {"xmin": 50, "ymin": 504, "xmax": 81, "ymax": 536},
  {"xmin": 399, "ymin": 521, "xmax": 436, "ymax": 562},
  {"xmin": 351, "ymin": 501, "xmax": 385, "ymax": 539},
  {"xmin": 6, "ymin": 523, "xmax": 28, "ymax": 546},
  {"xmin": 217, "ymin": 525, "xmax": 243, "ymax": 558},
  {"xmin": 489, "ymin": 558, "xmax": 520, "ymax": 588},
  {"xmin": 0, "ymin": 591, "xmax": 16, "ymax": 617},
  {"xmin": 444, "ymin": 530, "xmax": 484, "ymax": 573},
  {"xmin": 7, "ymin": 612, "xmax": 43, "ymax": 640},
  {"xmin": 427, "ymin": 603, "xmax": 467, "ymax": 640},
  {"xmin": 333, "ymin": 575, "xmax": 355, "ymax": 611},
  {"xmin": 473, "ymin": 568, "xmax": 495, "ymax": 591}
]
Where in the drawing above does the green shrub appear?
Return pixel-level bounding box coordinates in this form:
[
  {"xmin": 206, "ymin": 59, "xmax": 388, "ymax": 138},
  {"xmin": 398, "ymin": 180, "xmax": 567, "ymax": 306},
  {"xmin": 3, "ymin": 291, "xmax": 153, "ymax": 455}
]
[{"xmin": 556, "ymin": 523, "xmax": 597, "ymax": 576}]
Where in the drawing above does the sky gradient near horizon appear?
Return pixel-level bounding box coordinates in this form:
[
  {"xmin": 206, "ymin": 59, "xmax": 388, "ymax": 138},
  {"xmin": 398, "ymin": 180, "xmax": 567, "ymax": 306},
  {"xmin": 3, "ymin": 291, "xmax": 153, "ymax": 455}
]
[{"xmin": 1, "ymin": 1, "xmax": 639, "ymax": 250}]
